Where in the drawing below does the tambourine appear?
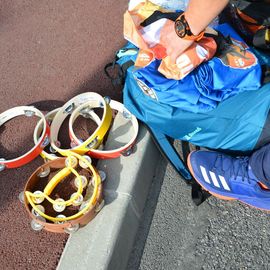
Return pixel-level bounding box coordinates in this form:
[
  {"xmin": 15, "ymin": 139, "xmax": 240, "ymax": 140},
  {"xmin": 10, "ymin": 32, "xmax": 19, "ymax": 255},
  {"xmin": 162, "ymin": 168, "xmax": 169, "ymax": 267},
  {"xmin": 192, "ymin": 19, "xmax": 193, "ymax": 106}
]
[
  {"xmin": 0, "ymin": 106, "xmax": 50, "ymax": 170},
  {"xmin": 69, "ymin": 100, "xmax": 139, "ymax": 159},
  {"xmin": 33, "ymin": 108, "xmax": 59, "ymax": 161},
  {"xmin": 50, "ymin": 92, "xmax": 112, "ymax": 156},
  {"xmin": 22, "ymin": 153, "xmax": 104, "ymax": 233},
  {"xmin": 33, "ymin": 108, "xmax": 101, "ymax": 161}
]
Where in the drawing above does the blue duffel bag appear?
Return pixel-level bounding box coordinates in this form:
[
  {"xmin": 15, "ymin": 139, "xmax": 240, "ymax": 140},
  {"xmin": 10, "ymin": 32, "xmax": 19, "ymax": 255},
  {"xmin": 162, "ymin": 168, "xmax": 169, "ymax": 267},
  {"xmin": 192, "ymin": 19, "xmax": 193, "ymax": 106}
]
[
  {"xmin": 120, "ymin": 41, "xmax": 270, "ymax": 153},
  {"xmin": 124, "ymin": 67, "xmax": 270, "ymax": 153},
  {"xmin": 105, "ymin": 38, "xmax": 270, "ymax": 204}
]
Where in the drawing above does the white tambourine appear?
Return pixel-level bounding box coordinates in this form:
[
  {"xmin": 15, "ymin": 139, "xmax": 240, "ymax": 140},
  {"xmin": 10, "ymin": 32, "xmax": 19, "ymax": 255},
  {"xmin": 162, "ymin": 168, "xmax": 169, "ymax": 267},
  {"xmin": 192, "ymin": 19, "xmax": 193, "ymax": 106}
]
[{"xmin": 34, "ymin": 107, "xmax": 101, "ymax": 161}]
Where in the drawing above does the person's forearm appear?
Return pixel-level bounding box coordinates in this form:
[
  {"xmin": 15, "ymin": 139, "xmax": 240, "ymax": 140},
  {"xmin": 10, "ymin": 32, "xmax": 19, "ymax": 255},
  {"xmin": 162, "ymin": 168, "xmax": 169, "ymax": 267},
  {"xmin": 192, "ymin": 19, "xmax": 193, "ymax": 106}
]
[
  {"xmin": 185, "ymin": 0, "xmax": 229, "ymax": 35},
  {"xmin": 159, "ymin": 0, "xmax": 229, "ymax": 63}
]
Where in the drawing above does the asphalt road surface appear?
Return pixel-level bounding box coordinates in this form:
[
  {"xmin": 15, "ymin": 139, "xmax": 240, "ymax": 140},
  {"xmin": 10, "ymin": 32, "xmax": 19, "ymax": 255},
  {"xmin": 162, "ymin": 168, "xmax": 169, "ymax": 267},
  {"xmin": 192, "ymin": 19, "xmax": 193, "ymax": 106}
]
[
  {"xmin": 0, "ymin": 1, "xmax": 127, "ymax": 269},
  {"xmin": 128, "ymin": 141, "xmax": 270, "ymax": 270}
]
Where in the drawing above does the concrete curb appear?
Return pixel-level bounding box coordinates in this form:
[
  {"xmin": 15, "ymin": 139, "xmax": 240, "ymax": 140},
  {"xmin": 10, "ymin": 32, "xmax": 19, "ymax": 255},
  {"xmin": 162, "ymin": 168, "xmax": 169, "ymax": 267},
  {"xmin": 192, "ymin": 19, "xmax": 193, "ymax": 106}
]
[{"xmin": 57, "ymin": 114, "xmax": 161, "ymax": 270}]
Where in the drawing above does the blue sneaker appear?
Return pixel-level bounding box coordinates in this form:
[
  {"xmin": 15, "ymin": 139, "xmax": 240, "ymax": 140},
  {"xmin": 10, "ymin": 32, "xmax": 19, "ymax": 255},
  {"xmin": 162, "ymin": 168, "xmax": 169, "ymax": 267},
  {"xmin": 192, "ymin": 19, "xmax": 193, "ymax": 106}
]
[{"xmin": 188, "ymin": 150, "xmax": 270, "ymax": 211}]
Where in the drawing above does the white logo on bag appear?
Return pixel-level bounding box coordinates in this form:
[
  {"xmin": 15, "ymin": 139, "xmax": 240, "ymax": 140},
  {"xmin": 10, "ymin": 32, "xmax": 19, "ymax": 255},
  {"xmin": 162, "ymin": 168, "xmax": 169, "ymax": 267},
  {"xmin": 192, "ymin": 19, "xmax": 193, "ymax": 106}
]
[
  {"xmin": 183, "ymin": 127, "xmax": 202, "ymax": 140},
  {"xmin": 176, "ymin": 54, "xmax": 194, "ymax": 79},
  {"xmin": 135, "ymin": 78, "xmax": 158, "ymax": 101},
  {"xmin": 139, "ymin": 52, "xmax": 151, "ymax": 61}
]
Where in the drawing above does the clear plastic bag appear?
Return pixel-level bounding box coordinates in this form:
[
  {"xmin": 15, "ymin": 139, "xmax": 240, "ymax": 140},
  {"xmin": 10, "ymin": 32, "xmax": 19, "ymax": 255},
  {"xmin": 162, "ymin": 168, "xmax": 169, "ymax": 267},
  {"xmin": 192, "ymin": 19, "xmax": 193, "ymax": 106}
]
[
  {"xmin": 149, "ymin": 0, "xmax": 189, "ymax": 11},
  {"xmin": 129, "ymin": 0, "xmax": 219, "ymax": 26}
]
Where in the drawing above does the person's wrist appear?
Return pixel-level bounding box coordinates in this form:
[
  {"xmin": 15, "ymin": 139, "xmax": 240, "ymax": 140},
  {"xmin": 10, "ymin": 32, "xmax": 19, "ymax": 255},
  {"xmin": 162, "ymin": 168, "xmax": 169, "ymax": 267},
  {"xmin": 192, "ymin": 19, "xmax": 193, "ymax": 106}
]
[{"xmin": 184, "ymin": 12, "xmax": 202, "ymax": 36}]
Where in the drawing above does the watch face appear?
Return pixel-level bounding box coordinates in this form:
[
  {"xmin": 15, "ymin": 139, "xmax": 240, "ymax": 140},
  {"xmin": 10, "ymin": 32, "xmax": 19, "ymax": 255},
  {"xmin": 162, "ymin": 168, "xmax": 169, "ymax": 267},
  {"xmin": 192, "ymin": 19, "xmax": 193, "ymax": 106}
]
[{"xmin": 175, "ymin": 20, "xmax": 186, "ymax": 38}]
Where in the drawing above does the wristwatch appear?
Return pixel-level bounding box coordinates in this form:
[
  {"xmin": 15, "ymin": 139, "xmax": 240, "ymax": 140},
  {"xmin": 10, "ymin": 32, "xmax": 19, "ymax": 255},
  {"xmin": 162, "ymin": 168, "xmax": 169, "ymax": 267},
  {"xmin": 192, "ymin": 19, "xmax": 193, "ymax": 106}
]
[{"xmin": 175, "ymin": 13, "xmax": 205, "ymax": 41}]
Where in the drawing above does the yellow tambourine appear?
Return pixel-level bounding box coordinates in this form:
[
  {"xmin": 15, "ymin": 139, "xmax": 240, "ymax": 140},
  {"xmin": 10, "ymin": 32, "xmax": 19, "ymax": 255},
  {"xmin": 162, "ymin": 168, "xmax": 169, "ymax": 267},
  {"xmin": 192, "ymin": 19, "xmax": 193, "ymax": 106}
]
[{"xmin": 69, "ymin": 100, "xmax": 139, "ymax": 159}]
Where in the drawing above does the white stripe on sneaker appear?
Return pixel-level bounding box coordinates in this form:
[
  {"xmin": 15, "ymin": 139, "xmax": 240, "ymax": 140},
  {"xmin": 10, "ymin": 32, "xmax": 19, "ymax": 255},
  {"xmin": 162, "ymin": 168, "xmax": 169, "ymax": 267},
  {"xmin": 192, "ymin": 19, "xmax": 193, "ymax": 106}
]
[
  {"xmin": 200, "ymin": 166, "xmax": 211, "ymax": 184},
  {"xmin": 218, "ymin": 175, "xmax": 231, "ymax": 191},
  {"xmin": 209, "ymin": 171, "xmax": 221, "ymax": 188}
]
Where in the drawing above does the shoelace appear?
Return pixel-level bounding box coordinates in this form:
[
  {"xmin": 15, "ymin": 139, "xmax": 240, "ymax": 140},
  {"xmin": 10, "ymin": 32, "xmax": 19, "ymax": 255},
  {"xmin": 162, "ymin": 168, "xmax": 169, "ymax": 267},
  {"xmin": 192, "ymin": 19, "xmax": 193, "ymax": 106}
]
[{"xmin": 212, "ymin": 154, "xmax": 251, "ymax": 184}]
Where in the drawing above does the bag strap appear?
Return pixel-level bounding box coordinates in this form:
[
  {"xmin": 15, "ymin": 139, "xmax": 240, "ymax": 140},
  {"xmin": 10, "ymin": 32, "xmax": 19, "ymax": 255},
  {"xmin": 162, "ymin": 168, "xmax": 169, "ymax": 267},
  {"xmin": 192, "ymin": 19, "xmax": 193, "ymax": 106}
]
[
  {"xmin": 104, "ymin": 62, "xmax": 124, "ymax": 86},
  {"xmin": 104, "ymin": 48, "xmax": 137, "ymax": 86},
  {"xmin": 253, "ymin": 27, "xmax": 270, "ymax": 50},
  {"xmin": 191, "ymin": 182, "xmax": 212, "ymax": 206},
  {"xmin": 262, "ymin": 65, "xmax": 270, "ymax": 84},
  {"xmin": 147, "ymin": 126, "xmax": 211, "ymax": 206}
]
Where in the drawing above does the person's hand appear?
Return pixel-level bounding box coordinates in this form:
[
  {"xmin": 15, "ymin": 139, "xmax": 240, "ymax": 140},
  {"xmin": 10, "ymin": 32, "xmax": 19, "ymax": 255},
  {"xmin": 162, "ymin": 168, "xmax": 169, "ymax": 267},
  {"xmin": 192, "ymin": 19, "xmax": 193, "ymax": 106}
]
[{"xmin": 160, "ymin": 20, "xmax": 194, "ymax": 63}]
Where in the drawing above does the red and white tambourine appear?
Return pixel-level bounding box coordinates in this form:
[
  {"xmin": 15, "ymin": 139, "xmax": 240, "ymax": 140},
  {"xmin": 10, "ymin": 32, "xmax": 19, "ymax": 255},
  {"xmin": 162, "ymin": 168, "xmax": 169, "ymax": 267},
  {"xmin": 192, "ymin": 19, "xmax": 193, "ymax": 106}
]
[
  {"xmin": 69, "ymin": 100, "xmax": 139, "ymax": 159},
  {"xmin": 0, "ymin": 106, "xmax": 50, "ymax": 170},
  {"xmin": 50, "ymin": 92, "xmax": 112, "ymax": 156}
]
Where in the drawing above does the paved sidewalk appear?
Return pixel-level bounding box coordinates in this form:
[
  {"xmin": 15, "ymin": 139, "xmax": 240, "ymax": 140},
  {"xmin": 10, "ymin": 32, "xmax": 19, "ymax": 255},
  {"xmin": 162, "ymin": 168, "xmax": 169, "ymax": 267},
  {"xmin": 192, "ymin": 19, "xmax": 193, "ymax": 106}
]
[{"xmin": 128, "ymin": 141, "xmax": 270, "ymax": 270}]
